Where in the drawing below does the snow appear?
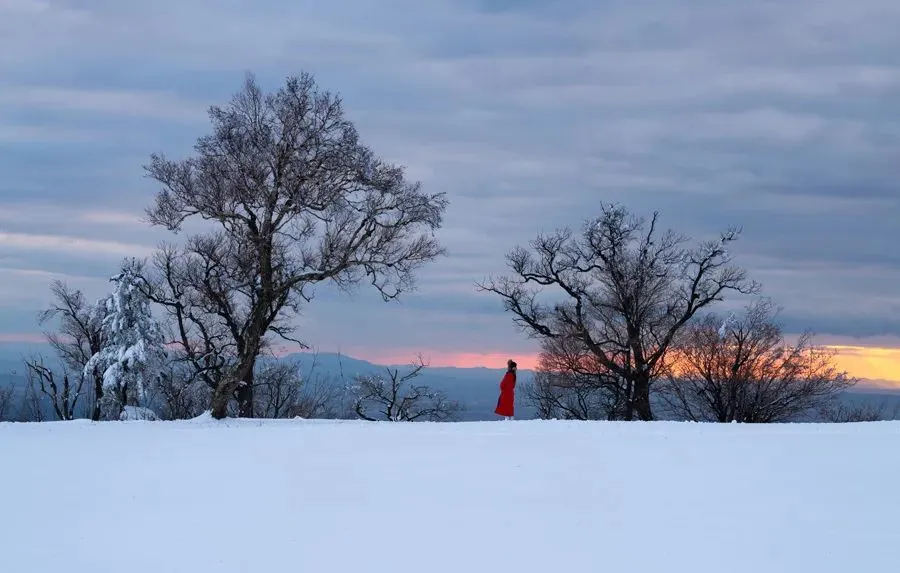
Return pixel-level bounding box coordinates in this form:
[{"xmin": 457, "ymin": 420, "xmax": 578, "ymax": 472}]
[
  {"xmin": 84, "ymin": 263, "xmax": 166, "ymax": 408},
  {"xmin": 1, "ymin": 418, "xmax": 898, "ymax": 572},
  {"xmin": 718, "ymin": 310, "xmax": 737, "ymax": 338},
  {"xmin": 118, "ymin": 405, "xmax": 159, "ymax": 421}
]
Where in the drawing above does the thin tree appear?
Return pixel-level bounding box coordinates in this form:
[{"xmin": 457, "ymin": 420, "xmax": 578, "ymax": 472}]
[
  {"xmin": 352, "ymin": 358, "xmax": 463, "ymax": 422},
  {"xmin": 290, "ymin": 373, "xmax": 343, "ymax": 419},
  {"xmin": 141, "ymin": 72, "xmax": 448, "ymax": 419},
  {"xmin": 22, "ymin": 358, "xmax": 84, "ymax": 421},
  {"xmin": 659, "ymin": 298, "xmax": 857, "ymax": 422},
  {"xmin": 33, "ymin": 280, "xmax": 107, "ymax": 420},
  {"xmin": 478, "ymin": 203, "xmax": 758, "ymax": 420},
  {"xmin": 0, "ymin": 378, "xmax": 15, "ymax": 421}
]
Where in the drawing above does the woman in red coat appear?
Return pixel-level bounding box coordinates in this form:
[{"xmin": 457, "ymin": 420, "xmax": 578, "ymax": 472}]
[{"xmin": 494, "ymin": 359, "xmax": 517, "ymax": 419}]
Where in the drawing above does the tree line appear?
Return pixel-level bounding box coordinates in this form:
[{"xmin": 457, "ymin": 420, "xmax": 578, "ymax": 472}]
[
  {"xmin": 1, "ymin": 280, "xmax": 461, "ymax": 423},
  {"xmin": 1, "ymin": 71, "xmax": 893, "ymax": 424}
]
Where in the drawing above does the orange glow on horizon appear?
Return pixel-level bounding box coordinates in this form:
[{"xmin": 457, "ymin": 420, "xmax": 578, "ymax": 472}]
[
  {"xmin": 362, "ymin": 345, "xmax": 900, "ymax": 386},
  {"xmin": 2, "ymin": 334, "xmax": 897, "ymax": 386},
  {"xmin": 357, "ymin": 351, "xmax": 540, "ymax": 371},
  {"xmin": 827, "ymin": 345, "xmax": 900, "ymax": 385}
]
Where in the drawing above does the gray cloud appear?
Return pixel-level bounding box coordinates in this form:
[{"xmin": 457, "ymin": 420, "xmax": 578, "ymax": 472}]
[{"xmin": 0, "ymin": 0, "xmax": 898, "ymax": 360}]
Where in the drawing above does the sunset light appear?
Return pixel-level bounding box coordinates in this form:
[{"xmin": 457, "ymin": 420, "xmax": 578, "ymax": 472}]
[{"xmin": 363, "ymin": 345, "xmax": 900, "ymax": 386}]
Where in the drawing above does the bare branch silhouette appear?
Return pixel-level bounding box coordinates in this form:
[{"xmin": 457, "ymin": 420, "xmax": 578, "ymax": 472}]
[{"xmin": 478, "ymin": 203, "xmax": 758, "ymax": 420}]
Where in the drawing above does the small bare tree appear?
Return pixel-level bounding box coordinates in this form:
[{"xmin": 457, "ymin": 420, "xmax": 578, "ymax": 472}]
[
  {"xmin": 150, "ymin": 364, "xmax": 212, "ymax": 420},
  {"xmin": 818, "ymin": 399, "xmax": 900, "ymax": 423},
  {"xmin": 524, "ymin": 336, "xmax": 627, "ymax": 420},
  {"xmin": 478, "ymin": 203, "xmax": 758, "ymax": 420},
  {"xmin": 0, "ymin": 380, "xmax": 15, "ymax": 421},
  {"xmin": 252, "ymin": 359, "xmax": 345, "ymax": 419},
  {"xmin": 352, "ymin": 358, "xmax": 463, "ymax": 422},
  {"xmin": 289, "ymin": 373, "xmax": 343, "ymax": 419},
  {"xmin": 20, "ymin": 373, "xmax": 45, "ymax": 422},
  {"xmin": 253, "ymin": 361, "xmax": 304, "ymax": 418},
  {"xmin": 141, "ymin": 72, "xmax": 448, "ymax": 419},
  {"xmin": 23, "ymin": 357, "xmax": 85, "ymax": 421},
  {"xmin": 659, "ymin": 299, "xmax": 857, "ymax": 423},
  {"xmin": 34, "ymin": 280, "xmax": 107, "ymax": 420}
]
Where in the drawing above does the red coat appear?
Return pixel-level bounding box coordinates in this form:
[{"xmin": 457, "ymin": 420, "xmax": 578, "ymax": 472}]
[{"xmin": 494, "ymin": 370, "xmax": 516, "ymax": 417}]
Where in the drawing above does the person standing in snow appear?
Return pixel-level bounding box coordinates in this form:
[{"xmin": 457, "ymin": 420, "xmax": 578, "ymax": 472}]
[{"xmin": 494, "ymin": 359, "xmax": 517, "ymax": 420}]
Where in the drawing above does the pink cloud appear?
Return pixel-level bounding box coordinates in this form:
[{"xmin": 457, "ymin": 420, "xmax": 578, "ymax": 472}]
[{"xmin": 0, "ymin": 333, "xmax": 46, "ymax": 343}]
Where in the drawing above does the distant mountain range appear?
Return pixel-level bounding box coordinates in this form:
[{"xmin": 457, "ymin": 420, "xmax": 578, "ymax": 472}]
[{"xmin": 276, "ymin": 351, "xmax": 529, "ymax": 421}]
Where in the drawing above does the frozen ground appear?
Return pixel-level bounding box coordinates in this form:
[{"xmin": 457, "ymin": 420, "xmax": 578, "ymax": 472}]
[{"xmin": 1, "ymin": 417, "xmax": 898, "ymax": 572}]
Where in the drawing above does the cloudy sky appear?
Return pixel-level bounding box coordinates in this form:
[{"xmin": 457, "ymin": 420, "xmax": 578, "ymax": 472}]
[{"xmin": 1, "ymin": 0, "xmax": 898, "ymax": 381}]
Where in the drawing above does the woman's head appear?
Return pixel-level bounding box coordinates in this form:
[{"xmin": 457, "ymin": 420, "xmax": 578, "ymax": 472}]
[{"xmin": 507, "ymin": 359, "xmax": 517, "ymax": 371}]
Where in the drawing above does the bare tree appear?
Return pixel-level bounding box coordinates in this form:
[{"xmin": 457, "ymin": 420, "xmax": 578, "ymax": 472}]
[
  {"xmin": 818, "ymin": 399, "xmax": 900, "ymax": 423},
  {"xmin": 251, "ymin": 358, "xmax": 347, "ymax": 419},
  {"xmin": 524, "ymin": 336, "xmax": 627, "ymax": 420},
  {"xmin": 137, "ymin": 247, "xmax": 236, "ymax": 411},
  {"xmin": 20, "ymin": 373, "xmax": 45, "ymax": 422},
  {"xmin": 252, "ymin": 361, "xmax": 304, "ymax": 418},
  {"xmin": 23, "ymin": 357, "xmax": 85, "ymax": 421},
  {"xmin": 352, "ymin": 358, "xmax": 463, "ymax": 422},
  {"xmin": 35, "ymin": 280, "xmax": 107, "ymax": 420},
  {"xmin": 289, "ymin": 372, "xmax": 344, "ymax": 419},
  {"xmin": 659, "ymin": 299, "xmax": 856, "ymax": 423},
  {"xmin": 141, "ymin": 72, "xmax": 448, "ymax": 419},
  {"xmin": 149, "ymin": 363, "xmax": 212, "ymax": 420},
  {"xmin": 478, "ymin": 204, "xmax": 758, "ymax": 420},
  {"xmin": 288, "ymin": 351, "xmax": 351, "ymax": 419},
  {"xmin": 0, "ymin": 380, "xmax": 15, "ymax": 421}
]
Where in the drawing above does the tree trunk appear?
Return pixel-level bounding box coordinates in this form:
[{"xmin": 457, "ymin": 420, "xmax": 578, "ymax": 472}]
[
  {"xmin": 210, "ymin": 356, "xmax": 257, "ymax": 419},
  {"xmin": 91, "ymin": 375, "xmax": 103, "ymax": 422},
  {"xmin": 623, "ymin": 377, "xmax": 635, "ymax": 421},
  {"xmin": 210, "ymin": 382, "xmax": 231, "ymax": 419},
  {"xmin": 632, "ymin": 374, "xmax": 653, "ymax": 421},
  {"xmin": 236, "ymin": 365, "xmax": 255, "ymax": 418}
]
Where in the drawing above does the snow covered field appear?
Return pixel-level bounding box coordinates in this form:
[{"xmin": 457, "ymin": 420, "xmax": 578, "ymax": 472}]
[{"xmin": 2, "ymin": 417, "xmax": 898, "ymax": 572}]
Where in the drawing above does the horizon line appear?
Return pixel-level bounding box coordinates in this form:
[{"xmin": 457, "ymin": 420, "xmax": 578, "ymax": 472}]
[{"xmin": 2, "ymin": 339, "xmax": 898, "ymax": 386}]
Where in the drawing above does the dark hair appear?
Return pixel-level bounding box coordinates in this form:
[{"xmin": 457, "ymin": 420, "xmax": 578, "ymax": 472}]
[{"xmin": 507, "ymin": 359, "xmax": 517, "ymax": 369}]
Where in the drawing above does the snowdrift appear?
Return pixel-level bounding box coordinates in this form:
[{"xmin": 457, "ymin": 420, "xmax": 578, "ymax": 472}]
[{"xmin": 1, "ymin": 417, "xmax": 897, "ymax": 572}]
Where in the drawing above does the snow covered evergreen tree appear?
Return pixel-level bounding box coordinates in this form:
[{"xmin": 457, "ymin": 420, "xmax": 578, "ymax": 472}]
[{"xmin": 84, "ymin": 260, "xmax": 167, "ymax": 419}]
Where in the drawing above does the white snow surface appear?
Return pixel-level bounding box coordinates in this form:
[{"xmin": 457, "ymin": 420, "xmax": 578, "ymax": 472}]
[
  {"xmin": 2, "ymin": 417, "xmax": 898, "ymax": 572},
  {"xmin": 118, "ymin": 405, "xmax": 159, "ymax": 421}
]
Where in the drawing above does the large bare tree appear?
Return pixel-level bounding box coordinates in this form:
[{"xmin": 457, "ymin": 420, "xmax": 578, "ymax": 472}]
[
  {"xmin": 659, "ymin": 299, "xmax": 857, "ymax": 422},
  {"xmin": 478, "ymin": 203, "xmax": 758, "ymax": 420},
  {"xmin": 141, "ymin": 73, "xmax": 448, "ymax": 418}
]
